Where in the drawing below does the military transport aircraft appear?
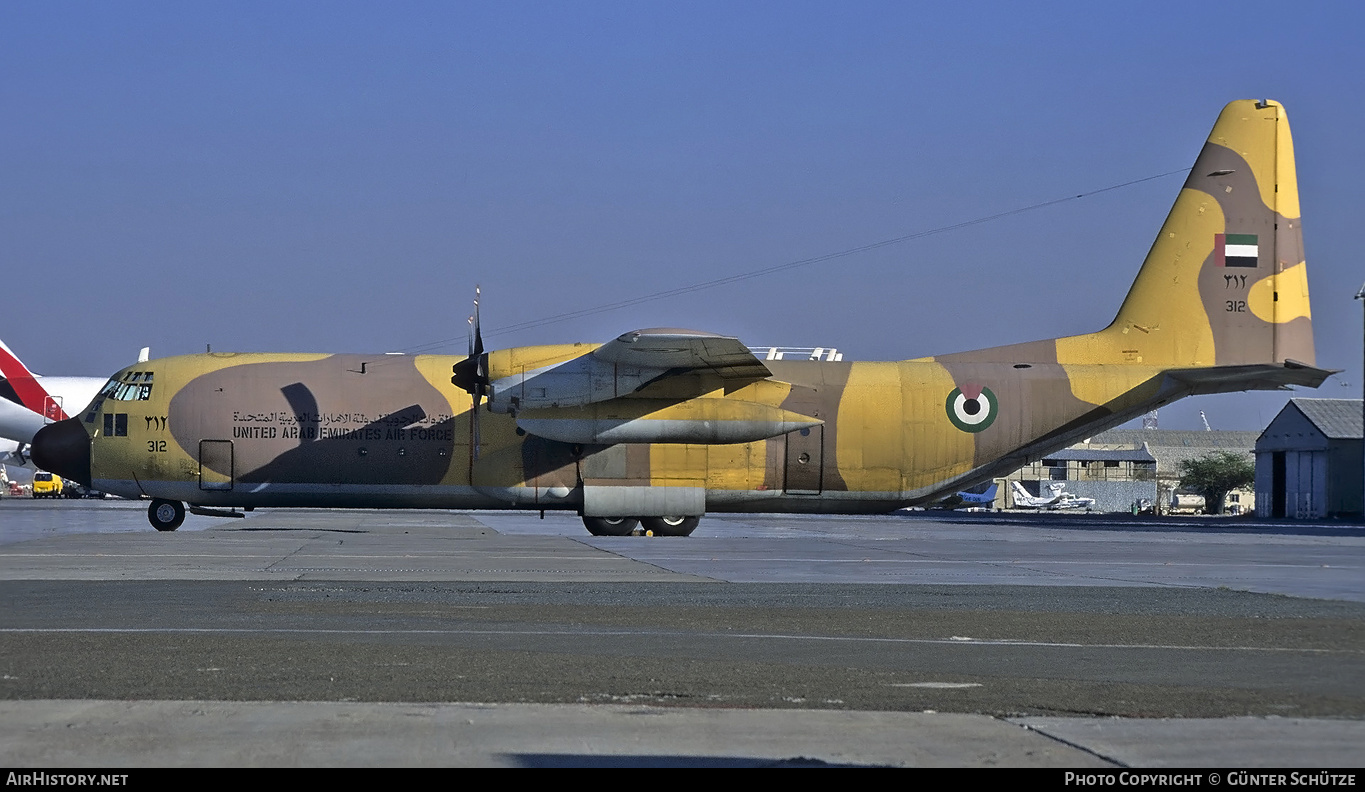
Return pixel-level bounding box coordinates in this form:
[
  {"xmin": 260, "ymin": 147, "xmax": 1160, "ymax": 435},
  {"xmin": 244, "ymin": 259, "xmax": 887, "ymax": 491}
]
[{"xmin": 32, "ymin": 100, "xmax": 1331, "ymax": 535}]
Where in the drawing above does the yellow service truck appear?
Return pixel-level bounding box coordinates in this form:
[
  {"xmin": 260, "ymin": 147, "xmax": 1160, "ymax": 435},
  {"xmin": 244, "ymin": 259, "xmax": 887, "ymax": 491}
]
[{"xmin": 31, "ymin": 472, "xmax": 63, "ymax": 499}]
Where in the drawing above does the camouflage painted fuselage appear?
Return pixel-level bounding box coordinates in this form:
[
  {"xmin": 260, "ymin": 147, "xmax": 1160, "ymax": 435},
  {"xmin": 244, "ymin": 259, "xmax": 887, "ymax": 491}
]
[
  {"xmin": 76, "ymin": 350, "xmax": 1178, "ymax": 512},
  {"xmin": 64, "ymin": 100, "xmax": 1328, "ymax": 517}
]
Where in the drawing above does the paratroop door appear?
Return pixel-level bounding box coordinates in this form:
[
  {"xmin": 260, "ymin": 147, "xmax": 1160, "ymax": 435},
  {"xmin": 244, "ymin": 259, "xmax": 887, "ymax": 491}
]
[{"xmin": 783, "ymin": 426, "xmax": 823, "ymax": 494}]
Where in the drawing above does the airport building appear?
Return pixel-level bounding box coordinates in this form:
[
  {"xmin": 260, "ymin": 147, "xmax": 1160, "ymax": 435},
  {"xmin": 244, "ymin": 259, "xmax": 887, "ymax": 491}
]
[
  {"xmin": 1003, "ymin": 429, "xmax": 1260, "ymax": 514},
  {"xmin": 1011, "ymin": 446, "xmax": 1156, "ymax": 512},
  {"xmin": 1254, "ymin": 398, "xmax": 1363, "ymax": 520}
]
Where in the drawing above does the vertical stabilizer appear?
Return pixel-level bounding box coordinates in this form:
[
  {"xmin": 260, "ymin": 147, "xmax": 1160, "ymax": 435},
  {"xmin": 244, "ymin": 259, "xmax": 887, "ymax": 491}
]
[
  {"xmin": 0, "ymin": 340, "xmax": 67, "ymax": 420},
  {"xmin": 1058, "ymin": 100, "xmax": 1314, "ymax": 369}
]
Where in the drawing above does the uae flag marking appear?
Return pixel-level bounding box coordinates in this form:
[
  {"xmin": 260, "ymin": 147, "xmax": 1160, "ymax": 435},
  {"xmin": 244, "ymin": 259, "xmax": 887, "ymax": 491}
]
[{"xmin": 1217, "ymin": 233, "xmax": 1259, "ymax": 267}]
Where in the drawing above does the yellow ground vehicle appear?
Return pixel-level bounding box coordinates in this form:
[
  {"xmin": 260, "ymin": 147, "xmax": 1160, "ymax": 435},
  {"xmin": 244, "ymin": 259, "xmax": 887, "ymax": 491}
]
[{"xmin": 31, "ymin": 472, "xmax": 63, "ymax": 499}]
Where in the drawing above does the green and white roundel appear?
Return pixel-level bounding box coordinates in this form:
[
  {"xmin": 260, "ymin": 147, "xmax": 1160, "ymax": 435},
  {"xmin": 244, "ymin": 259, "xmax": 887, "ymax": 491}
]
[{"xmin": 946, "ymin": 385, "xmax": 997, "ymax": 433}]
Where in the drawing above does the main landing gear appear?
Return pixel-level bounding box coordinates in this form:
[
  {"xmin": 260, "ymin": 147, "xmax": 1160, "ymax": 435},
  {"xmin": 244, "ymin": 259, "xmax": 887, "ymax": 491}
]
[
  {"xmin": 140, "ymin": 501, "xmax": 702, "ymax": 537},
  {"xmin": 581, "ymin": 515, "xmax": 700, "ymax": 537},
  {"xmin": 641, "ymin": 516, "xmax": 700, "ymax": 536},
  {"xmin": 148, "ymin": 498, "xmax": 185, "ymax": 532}
]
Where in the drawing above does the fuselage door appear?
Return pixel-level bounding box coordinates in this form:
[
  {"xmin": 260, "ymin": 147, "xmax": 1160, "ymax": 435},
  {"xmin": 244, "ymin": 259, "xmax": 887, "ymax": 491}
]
[
  {"xmin": 199, "ymin": 439, "xmax": 234, "ymax": 491},
  {"xmin": 784, "ymin": 425, "xmax": 823, "ymax": 494}
]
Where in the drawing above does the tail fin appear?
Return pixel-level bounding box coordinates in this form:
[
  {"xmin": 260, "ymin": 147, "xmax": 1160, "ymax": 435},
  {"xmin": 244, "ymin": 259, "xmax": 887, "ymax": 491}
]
[
  {"xmin": 958, "ymin": 482, "xmax": 998, "ymax": 503},
  {"xmin": 0, "ymin": 340, "xmax": 68, "ymax": 421},
  {"xmin": 1059, "ymin": 100, "xmax": 1315, "ymax": 370}
]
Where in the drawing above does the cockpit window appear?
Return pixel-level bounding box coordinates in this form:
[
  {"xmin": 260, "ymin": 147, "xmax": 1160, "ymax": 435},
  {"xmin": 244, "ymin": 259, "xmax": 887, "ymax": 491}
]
[{"xmin": 107, "ymin": 371, "xmax": 154, "ymax": 401}]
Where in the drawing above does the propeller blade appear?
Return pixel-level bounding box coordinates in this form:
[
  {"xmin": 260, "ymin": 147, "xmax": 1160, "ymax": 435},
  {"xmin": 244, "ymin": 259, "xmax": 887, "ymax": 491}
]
[
  {"xmin": 450, "ymin": 285, "xmax": 488, "ymax": 461},
  {"xmin": 472, "ymin": 285, "xmax": 484, "ymax": 358},
  {"xmin": 451, "ymin": 285, "xmax": 490, "ymax": 395}
]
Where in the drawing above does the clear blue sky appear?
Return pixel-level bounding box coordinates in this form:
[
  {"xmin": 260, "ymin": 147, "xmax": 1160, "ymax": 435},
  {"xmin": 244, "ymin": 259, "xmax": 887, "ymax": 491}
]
[{"xmin": 3, "ymin": 1, "xmax": 1362, "ymax": 430}]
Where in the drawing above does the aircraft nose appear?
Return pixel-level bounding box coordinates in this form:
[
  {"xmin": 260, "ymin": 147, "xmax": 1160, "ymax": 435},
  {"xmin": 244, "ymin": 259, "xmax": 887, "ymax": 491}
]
[{"xmin": 31, "ymin": 418, "xmax": 92, "ymax": 487}]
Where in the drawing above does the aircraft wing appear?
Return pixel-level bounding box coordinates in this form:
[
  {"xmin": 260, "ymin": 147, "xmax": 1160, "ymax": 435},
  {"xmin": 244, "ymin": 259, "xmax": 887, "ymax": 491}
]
[
  {"xmin": 592, "ymin": 329, "xmax": 772, "ymax": 381},
  {"xmin": 0, "ymin": 398, "xmax": 49, "ymax": 445},
  {"xmin": 487, "ymin": 329, "xmax": 814, "ymax": 446},
  {"xmin": 488, "ymin": 328, "xmax": 773, "ymax": 414}
]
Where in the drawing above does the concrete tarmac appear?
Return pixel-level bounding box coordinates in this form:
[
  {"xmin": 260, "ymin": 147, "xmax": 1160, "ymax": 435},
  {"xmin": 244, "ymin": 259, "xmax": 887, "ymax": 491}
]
[{"xmin": 1, "ymin": 499, "xmax": 1362, "ymax": 768}]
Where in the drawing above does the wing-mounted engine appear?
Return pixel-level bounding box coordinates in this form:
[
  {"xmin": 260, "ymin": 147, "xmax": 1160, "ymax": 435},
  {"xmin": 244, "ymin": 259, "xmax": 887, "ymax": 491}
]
[
  {"xmin": 482, "ymin": 328, "xmax": 821, "ymax": 445},
  {"xmin": 516, "ymin": 397, "xmax": 821, "ymax": 445}
]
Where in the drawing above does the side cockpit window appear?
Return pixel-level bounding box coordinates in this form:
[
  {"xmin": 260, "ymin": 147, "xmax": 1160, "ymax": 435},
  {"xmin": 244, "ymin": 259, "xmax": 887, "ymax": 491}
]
[
  {"xmin": 103, "ymin": 413, "xmax": 128, "ymax": 437},
  {"xmin": 89, "ymin": 371, "xmax": 155, "ymax": 426},
  {"xmin": 87, "ymin": 377, "xmax": 121, "ymax": 423}
]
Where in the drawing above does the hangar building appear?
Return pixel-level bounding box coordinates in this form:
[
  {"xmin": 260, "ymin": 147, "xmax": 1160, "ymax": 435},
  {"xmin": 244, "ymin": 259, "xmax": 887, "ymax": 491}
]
[{"xmin": 1254, "ymin": 398, "xmax": 1363, "ymax": 520}]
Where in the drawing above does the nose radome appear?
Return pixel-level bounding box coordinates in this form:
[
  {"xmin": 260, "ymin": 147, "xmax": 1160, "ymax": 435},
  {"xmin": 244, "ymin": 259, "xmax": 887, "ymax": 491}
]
[{"xmin": 31, "ymin": 418, "xmax": 92, "ymax": 487}]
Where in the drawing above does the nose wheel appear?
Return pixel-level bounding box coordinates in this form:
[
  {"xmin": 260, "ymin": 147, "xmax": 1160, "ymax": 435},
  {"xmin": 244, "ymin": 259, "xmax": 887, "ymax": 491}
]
[{"xmin": 148, "ymin": 499, "xmax": 185, "ymax": 532}]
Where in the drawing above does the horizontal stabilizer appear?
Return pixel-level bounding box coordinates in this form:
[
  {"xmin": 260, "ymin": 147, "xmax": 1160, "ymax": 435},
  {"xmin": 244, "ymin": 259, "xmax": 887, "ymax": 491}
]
[{"xmin": 1165, "ymin": 360, "xmax": 1335, "ymax": 394}]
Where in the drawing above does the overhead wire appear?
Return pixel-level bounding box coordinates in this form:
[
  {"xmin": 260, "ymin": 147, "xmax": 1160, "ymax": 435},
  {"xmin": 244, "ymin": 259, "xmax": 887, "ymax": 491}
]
[{"xmin": 397, "ymin": 166, "xmax": 1191, "ymax": 354}]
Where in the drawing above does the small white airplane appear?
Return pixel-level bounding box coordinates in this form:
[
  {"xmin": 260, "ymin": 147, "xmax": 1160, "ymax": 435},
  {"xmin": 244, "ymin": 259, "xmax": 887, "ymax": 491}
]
[
  {"xmin": 1009, "ymin": 480, "xmax": 1096, "ymax": 511},
  {"xmin": 0, "ymin": 339, "xmax": 140, "ymax": 470},
  {"xmin": 922, "ymin": 482, "xmax": 999, "ymax": 511},
  {"xmin": 953, "ymin": 482, "xmax": 999, "ymax": 508},
  {"xmin": 958, "ymin": 482, "xmax": 998, "ymax": 505}
]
